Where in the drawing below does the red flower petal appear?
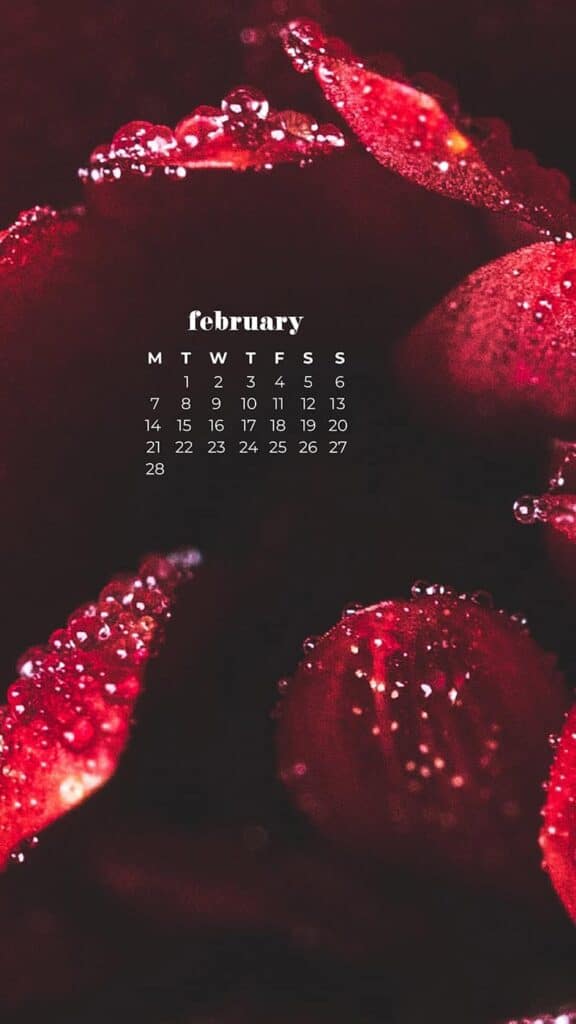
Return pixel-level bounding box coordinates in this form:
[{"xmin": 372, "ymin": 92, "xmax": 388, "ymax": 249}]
[
  {"xmin": 541, "ymin": 708, "xmax": 576, "ymax": 922},
  {"xmin": 281, "ymin": 19, "xmax": 575, "ymax": 235},
  {"xmin": 399, "ymin": 240, "xmax": 576, "ymax": 434},
  {"xmin": 0, "ymin": 549, "xmax": 198, "ymax": 868},
  {"xmin": 79, "ymin": 86, "xmax": 345, "ymax": 183},
  {"xmin": 0, "ymin": 206, "xmax": 82, "ymax": 271},
  {"xmin": 277, "ymin": 585, "xmax": 566, "ymax": 887}
]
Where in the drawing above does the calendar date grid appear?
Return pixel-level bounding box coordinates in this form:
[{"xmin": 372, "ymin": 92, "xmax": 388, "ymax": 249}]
[{"xmin": 143, "ymin": 348, "xmax": 352, "ymax": 475}]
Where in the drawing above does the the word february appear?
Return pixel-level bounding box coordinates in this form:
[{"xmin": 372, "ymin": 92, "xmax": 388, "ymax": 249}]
[{"xmin": 188, "ymin": 310, "xmax": 304, "ymax": 336}]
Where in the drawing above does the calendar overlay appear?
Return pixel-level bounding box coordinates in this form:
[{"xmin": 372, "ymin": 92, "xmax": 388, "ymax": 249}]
[{"xmin": 143, "ymin": 310, "xmax": 353, "ymax": 476}]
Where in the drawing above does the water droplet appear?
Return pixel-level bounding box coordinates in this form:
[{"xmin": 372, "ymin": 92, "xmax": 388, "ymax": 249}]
[
  {"xmin": 7, "ymin": 683, "xmax": 30, "ymax": 718},
  {"xmin": 509, "ymin": 611, "xmax": 529, "ymax": 632},
  {"xmin": 17, "ymin": 647, "xmax": 44, "ymax": 679},
  {"xmin": 560, "ymin": 269, "xmax": 576, "ymax": 296},
  {"xmin": 9, "ymin": 835, "xmax": 39, "ymax": 866},
  {"xmin": 410, "ymin": 580, "xmax": 432, "ymax": 598},
  {"xmin": 343, "ymin": 602, "xmax": 363, "ymax": 617},
  {"xmin": 175, "ymin": 106, "xmax": 225, "ymax": 148},
  {"xmin": 533, "ymin": 293, "xmax": 555, "ymax": 323},
  {"xmin": 513, "ymin": 494, "xmax": 550, "ymax": 525},
  {"xmin": 274, "ymin": 110, "xmax": 318, "ymax": 141},
  {"xmin": 112, "ymin": 121, "xmax": 177, "ymax": 158},
  {"xmin": 221, "ymin": 86, "xmax": 270, "ymax": 124},
  {"xmin": 61, "ymin": 715, "xmax": 96, "ymax": 752},
  {"xmin": 281, "ymin": 19, "xmax": 325, "ymax": 73}
]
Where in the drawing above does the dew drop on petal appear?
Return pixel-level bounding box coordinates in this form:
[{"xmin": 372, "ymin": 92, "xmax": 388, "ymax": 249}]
[{"xmin": 80, "ymin": 82, "xmax": 346, "ymax": 180}]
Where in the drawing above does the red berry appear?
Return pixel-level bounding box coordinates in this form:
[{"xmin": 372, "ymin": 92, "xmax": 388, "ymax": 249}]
[{"xmin": 277, "ymin": 586, "xmax": 566, "ymax": 886}]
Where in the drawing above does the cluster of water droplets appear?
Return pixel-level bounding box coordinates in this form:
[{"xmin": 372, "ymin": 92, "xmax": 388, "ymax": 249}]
[
  {"xmin": 508, "ymin": 260, "xmax": 576, "ymax": 335},
  {"xmin": 280, "ymin": 19, "xmax": 576, "ymax": 236},
  {"xmin": 78, "ymin": 86, "xmax": 345, "ymax": 183},
  {"xmin": 514, "ymin": 441, "xmax": 576, "ymax": 542},
  {"xmin": 293, "ymin": 582, "xmax": 531, "ymax": 691},
  {"xmin": 0, "ymin": 205, "xmax": 80, "ymax": 271},
  {"xmin": 506, "ymin": 1013, "xmax": 576, "ymax": 1024},
  {"xmin": 9, "ymin": 835, "xmax": 40, "ymax": 867},
  {"xmin": 411, "ymin": 582, "xmax": 531, "ymax": 631},
  {"xmin": 282, "ymin": 18, "xmax": 356, "ymax": 74}
]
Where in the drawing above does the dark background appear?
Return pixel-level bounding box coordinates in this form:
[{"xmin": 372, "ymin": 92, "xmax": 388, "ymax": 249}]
[{"xmin": 1, "ymin": 1, "xmax": 576, "ymax": 1021}]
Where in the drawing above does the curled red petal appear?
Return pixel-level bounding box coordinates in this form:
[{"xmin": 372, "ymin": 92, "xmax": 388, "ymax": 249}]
[
  {"xmin": 79, "ymin": 86, "xmax": 345, "ymax": 184},
  {"xmin": 0, "ymin": 549, "xmax": 198, "ymax": 867},
  {"xmin": 277, "ymin": 585, "xmax": 566, "ymax": 888},
  {"xmin": 282, "ymin": 19, "xmax": 575, "ymax": 236},
  {"xmin": 399, "ymin": 240, "xmax": 576, "ymax": 435}
]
